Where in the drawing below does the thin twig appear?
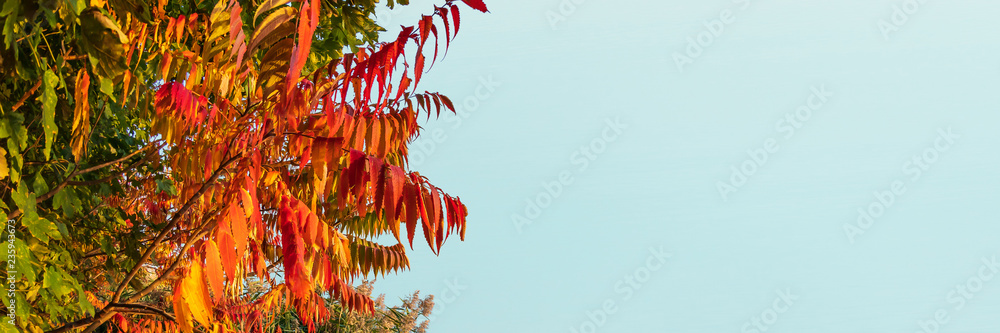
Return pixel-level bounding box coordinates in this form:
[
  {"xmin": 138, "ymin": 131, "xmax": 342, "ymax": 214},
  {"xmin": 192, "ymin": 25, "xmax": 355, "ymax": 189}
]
[
  {"xmin": 8, "ymin": 142, "xmax": 162, "ymax": 220},
  {"xmin": 10, "ymin": 80, "xmax": 42, "ymax": 112},
  {"xmin": 108, "ymin": 303, "xmax": 176, "ymax": 321}
]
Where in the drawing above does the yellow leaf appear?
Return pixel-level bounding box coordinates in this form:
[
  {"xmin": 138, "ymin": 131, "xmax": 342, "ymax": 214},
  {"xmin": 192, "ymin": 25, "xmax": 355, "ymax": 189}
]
[
  {"xmin": 173, "ymin": 281, "xmax": 194, "ymax": 333},
  {"xmin": 182, "ymin": 257, "xmax": 214, "ymax": 329},
  {"xmin": 0, "ymin": 148, "xmax": 7, "ymax": 180},
  {"xmin": 247, "ymin": 7, "xmax": 296, "ymax": 54},
  {"xmin": 263, "ymin": 170, "xmax": 280, "ymax": 186},
  {"xmin": 241, "ymin": 188, "xmax": 254, "ymax": 217}
]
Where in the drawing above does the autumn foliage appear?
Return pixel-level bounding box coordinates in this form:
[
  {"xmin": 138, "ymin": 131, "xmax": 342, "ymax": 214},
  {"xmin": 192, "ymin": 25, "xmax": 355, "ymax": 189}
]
[{"xmin": 0, "ymin": 0, "xmax": 488, "ymax": 332}]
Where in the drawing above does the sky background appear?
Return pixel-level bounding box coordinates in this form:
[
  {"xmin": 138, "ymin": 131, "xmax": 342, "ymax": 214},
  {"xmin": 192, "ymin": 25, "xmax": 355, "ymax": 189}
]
[{"xmin": 364, "ymin": 1, "xmax": 1000, "ymax": 332}]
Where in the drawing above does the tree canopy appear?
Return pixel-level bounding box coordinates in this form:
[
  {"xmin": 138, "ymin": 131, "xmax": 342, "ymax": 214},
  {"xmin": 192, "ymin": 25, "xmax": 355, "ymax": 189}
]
[{"xmin": 0, "ymin": 0, "xmax": 488, "ymax": 331}]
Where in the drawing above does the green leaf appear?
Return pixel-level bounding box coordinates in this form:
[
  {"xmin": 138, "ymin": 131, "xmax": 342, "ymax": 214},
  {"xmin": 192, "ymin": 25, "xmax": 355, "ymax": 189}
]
[
  {"xmin": 76, "ymin": 284, "xmax": 94, "ymax": 315},
  {"xmin": 156, "ymin": 178, "xmax": 178, "ymax": 196},
  {"xmin": 3, "ymin": 112, "xmax": 27, "ymax": 150},
  {"xmin": 53, "ymin": 188, "xmax": 81, "ymax": 217},
  {"xmin": 2, "ymin": 11, "xmax": 17, "ymax": 49},
  {"xmin": 5, "ymin": 140, "xmax": 19, "ymax": 183},
  {"xmin": 22, "ymin": 212, "xmax": 60, "ymax": 244},
  {"xmin": 43, "ymin": 269, "xmax": 73, "ymax": 298},
  {"xmin": 40, "ymin": 70, "xmax": 59, "ymax": 160},
  {"xmin": 0, "ymin": 0, "xmax": 16, "ymax": 16},
  {"xmin": 0, "ymin": 318, "xmax": 14, "ymax": 332},
  {"xmin": 32, "ymin": 172, "xmax": 49, "ymax": 195},
  {"xmin": 54, "ymin": 221, "xmax": 69, "ymax": 243},
  {"xmin": 64, "ymin": 0, "xmax": 85, "ymax": 16},
  {"xmin": 13, "ymin": 293, "xmax": 29, "ymax": 331},
  {"xmin": 0, "ymin": 118, "xmax": 9, "ymax": 138},
  {"xmin": 98, "ymin": 236, "xmax": 115, "ymax": 256},
  {"xmin": 99, "ymin": 77, "xmax": 115, "ymax": 102},
  {"xmin": 14, "ymin": 239, "xmax": 35, "ymax": 282},
  {"xmin": 11, "ymin": 182, "xmax": 34, "ymax": 214},
  {"xmin": 0, "ymin": 0, "xmax": 17, "ymax": 49}
]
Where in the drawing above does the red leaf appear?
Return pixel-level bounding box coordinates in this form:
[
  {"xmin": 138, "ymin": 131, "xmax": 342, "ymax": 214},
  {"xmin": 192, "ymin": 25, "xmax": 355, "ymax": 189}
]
[
  {"xmin": 416, "ymin": 185, "xmax": 436, "ymax": 252},
  {"xmin": 440, "ymin": 94, "xmax": 456, "ymax": 114},
  {"xmin": 444, "ymin": 195, "xmax": 456, "ymax": 238},
  {"xmin": 451, "ymin": 5, "xmax": 461, "ymax": 35},
  {"xmin": 284, "ymin": 0, "xmax": 320, "ymax": 99},
  {"xmin": 431, "ymin": 93, "xmax": 442, "ymax": 118},
  {"xmin": 404, "ymin": 184, "xmax": 419, "ymax": 249},
  {"xmin": 461, "ymin": 0, "xmax": 489, "ymax": 12},
  {"xmin": 228, "ymin": 2, "xmax": 243, "ymax": 46},
  {"xmin": 429, "ymin": 25, "xmax": 439, "ymax": 69},
  {"xmin": 394, "ymin": 71, "xmax": 411, "ymax": 103},
  {"xmin": 279, "ymin": 197, "xmax": 311, "ymax": 299},
  {"xmin": 414, "ymin": 53, "xmax": 425, "ymax": 87},
  {"xmin": 422, "ymin": 94, "xmax": 432, "ymax": 120},
  {"xmin": 437, "ymin": 7, "xmax": 451, "ymax": 52},
  {"xmin": 217, "ymin": 231, "xmax": 238, "ymax": 284},
  {"xmin": 386, "ymin": 165, "xmax": 405, "ymax": 220},
  {"xmin": 203, "ymin": 150, "xmax": 213, "ymax": 180},
  {"xmin": 419, "ymin": 212, "xmax": 436, "ymax": 255},
  {"xmin": 418, "ymin": 15, "xmax": 432, "ymax": 47}
]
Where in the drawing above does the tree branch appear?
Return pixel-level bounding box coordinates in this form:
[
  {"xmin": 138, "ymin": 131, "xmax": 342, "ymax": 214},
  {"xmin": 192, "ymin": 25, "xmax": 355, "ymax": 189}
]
[
  {"xmin": 11, "ymin": 79, "xmax": 43, "ymax": 112},
  {"xmin": 112, "ymin": 153, "xmax": 241, "ymax": 303},
  {"xmin": 125, "ymin": 225, "xmax": 210, "ymax": 304},
  {"xmin": 73, "ymin": 141, "xmax": 163, "ymax": 176},
  {"xmin": 44, "ymin": 316, "xmax": 92, "ymax": 333},
  {"xmin": 108, "ymin": 302, "xmax": 176, "ymax": 321},
  {"xmin": 7, "ymin": 142, "xmax": 162, "ymax": 220},
  {"xmin": 66, "ymin": 173, "xmax": 121, "ymax": 186}
]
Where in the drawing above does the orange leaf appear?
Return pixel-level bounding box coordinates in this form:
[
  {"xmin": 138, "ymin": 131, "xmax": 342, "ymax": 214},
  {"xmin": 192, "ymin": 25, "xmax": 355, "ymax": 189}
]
[
  {"xmin": 181, "ymin": 257, "xmax": 214, "ymax": 329},
  {"xmin": 229, "ymin": 202, "xmax": 248, "ymax": 259},
  {"xmin": 71, "ymin": 69, "xmax": 91, "ymax": 162},
  {"xmin": 240, "ymin": 188, "xmax": 254, "ymax": 217},
  {"xmin": 304, "ymin": 209, "xmax": 318, "ymax": 246},
  {"xmin": 205, "ymin": 240, "xmax": 226, "ymax": 302},
  {"xmin": 173, "ymin": 280, "xmax": 194, "ymax": 333}
]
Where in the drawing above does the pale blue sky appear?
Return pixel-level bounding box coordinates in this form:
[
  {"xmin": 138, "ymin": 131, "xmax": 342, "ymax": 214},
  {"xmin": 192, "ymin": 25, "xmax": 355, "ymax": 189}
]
[{"xmin": 368, "ymin": 1, "xmax": 1000, "ymax": 332}]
